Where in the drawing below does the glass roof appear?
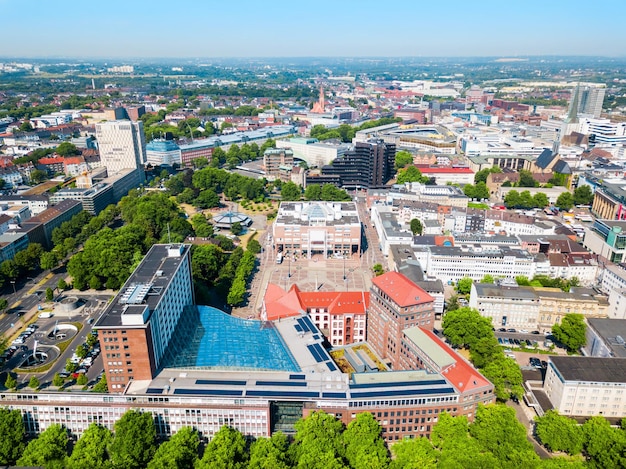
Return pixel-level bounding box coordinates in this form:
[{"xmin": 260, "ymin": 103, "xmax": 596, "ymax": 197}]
[{"xmin": 162, "ymin": 306, "xmax": 300, "ymax": 372}]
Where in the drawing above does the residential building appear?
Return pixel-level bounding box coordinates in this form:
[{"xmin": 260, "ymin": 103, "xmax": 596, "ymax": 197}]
[
  {"xmin": 367, "ymin": 271, "xmax": 435, "ymax": 368},
  {"xmin": 16, "ymin": 199, "xmax": 82, "ymax": 249},
  {"xmin": 0, "ymin": 195, "xmax": 48, "ymax": 215},
  {"xmin": 94, "ymin": 244, "xmax": 194, "ymax": 390},
  {"xmin": 583, "ymin": 318, "xmax": 626, "ymax": 358},
  {"xmin": 371, "ymin": 205, "xmax": 413, "ymax": 255},
  {"xmin": 272, "ymin": 202, "xmax": 361, "ymax": 259},
  {"xmin": 263, "ymin": 148, "xmax": 294, "ymax": 181},
  {"xmin": 95, "ymin": 121, "xmax": 147, "ymax": 181},
  {"xmin": 0, "ymin": 231, "xmax": 29, "ymax": 262},
  {"xmin": 543, "ymin": 356, "xmax": 626, "ymax": 417}
]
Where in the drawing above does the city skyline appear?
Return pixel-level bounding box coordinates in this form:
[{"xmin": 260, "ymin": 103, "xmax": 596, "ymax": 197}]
[{"xmin": 1, "ymin": 0, "xmax": 625, "ymax": 59}]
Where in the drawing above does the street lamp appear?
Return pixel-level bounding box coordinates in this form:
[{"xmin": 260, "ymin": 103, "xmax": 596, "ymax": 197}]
[
  {"xmin": 10, "ymin": 280, "xmax": 16, "ymax": 294},
  {"xmin": 343, "ymin": 252, "xmax": 347, "ymax": 281},
  {"xmin": 288, "ymin": 254, "xmax": 292, "ymax": 279}
]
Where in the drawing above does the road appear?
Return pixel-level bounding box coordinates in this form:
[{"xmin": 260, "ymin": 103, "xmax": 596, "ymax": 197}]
[{"xmin": 355, "ymin": 194, "xmax": 385, "ymax": 269}]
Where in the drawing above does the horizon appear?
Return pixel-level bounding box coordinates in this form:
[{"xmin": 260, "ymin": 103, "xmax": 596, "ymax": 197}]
[{"xmin": 1, "ymin": 0, "xmax": 624, "ymax": 58}]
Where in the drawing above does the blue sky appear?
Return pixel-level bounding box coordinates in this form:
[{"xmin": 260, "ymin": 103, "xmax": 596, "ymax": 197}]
[{"xmin": 1, "ymin": 0, "xmax": 624, "ymax": 58}]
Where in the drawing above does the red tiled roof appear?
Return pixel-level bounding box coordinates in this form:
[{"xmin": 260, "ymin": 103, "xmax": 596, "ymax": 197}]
[
  {"xmin": 372, "ymin": 272, "xmax": 434, "ymax": 307},
  {"xmin": 419, "ymin": 328, "xmax": 492, "ymax": 393},
  {"xmin": 416, "ymin": 167, "xmax": 474, "ymax": 174}
]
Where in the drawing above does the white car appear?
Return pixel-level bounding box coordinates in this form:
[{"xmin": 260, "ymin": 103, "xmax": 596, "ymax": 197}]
[
  {"xmin": 11, "ymin": 337, "xmax": 24, "ymax": 345},
  {"xmin": 518, "ymin": 329, "xmax": 529, "ymax": 334}
]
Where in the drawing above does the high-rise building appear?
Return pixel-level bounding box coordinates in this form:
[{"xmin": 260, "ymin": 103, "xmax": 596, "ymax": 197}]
[
  {"xmin": 578, "ymin": 86, "xmax": 606, "ymax": 118},
  {"xmin": 320, "ymin": 139, "xmax": 396, "ymax": 189},
  {"xmin": 367, "ymin": 271, "xmax": 435, "ymax": 368},
  {"xmin": 94, "ymin": 244, "xmax": 194, "ymax": 392},
  {"xmin": 95, "ymin": 120, "xmax": 147, "ymax": 180}
]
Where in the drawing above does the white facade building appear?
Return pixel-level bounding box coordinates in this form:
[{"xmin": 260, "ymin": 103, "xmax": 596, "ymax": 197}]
[{"xmin": 95, "ymin": 121, "xmax": 147, "ymax": 180}]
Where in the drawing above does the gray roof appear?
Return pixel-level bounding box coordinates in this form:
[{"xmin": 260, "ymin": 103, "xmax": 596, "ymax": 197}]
[
  {"xmin": 588, "ymin": 318, "xmax": 626, "ymax": 358},
  {"xmin": 550, "ymin": 356, "xmax": 626, "ymax": 383},
  {"xmin": 473, "ymin": 283, "xmax": 538, "ymax": 300}
]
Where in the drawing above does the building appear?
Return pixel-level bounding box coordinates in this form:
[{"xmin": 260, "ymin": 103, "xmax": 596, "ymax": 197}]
[
  {"xmin": 94, "ymin": 244, "xmax": 194, "ymax": 390},
  {"xmin": 584, "ymin": 220, "xmax": 626, "ymax": 263},
  {"xmin": 16, "ymin": 199, "xmax": 83, "ymax": 249},
  {"xmin": 470, "ymin": 283, "xmax": 608, "ymax": 332},
  {"xmin": 272, "ymin": 202, "xmax": 361, "ymax": 259},
  {"xmin": 263, "ymin": 148, "xmax": 294, "ymax": 181},
  {"xmin": 179, "ymin": 140, "xmax": 214, "ymax": 168},
  {"xmin": 584, "ymin": 318, "xmax": 626, "ymax": 358},
  {"xmin": 320, "ymin": 139, "xmax": 396, "ymax": 189},
  {"xmin": 276, "ymin": 137, "xmax": 350, "ymax": 168},
  {"xmin": 95, "ymin": 121, "xmax": 147, "ymax": 181},
  {"xmin": 577, "ymin": 86, "xmax": 606, "ymax": 119},
  {"xmin": 415, "ymin": 166, "xmax": 474, "ymax": 186},
  {"xmin": 146, "ymin": 140, "xmax": 181, "ymax": 167},
  {"xmin": 543, "ymin": 356, "xmax": 626, "ymax": 417},
  {"xmin": 367, "ymin": 271, "xmax": 435, "ymax": 368},
  {"xmin": 591, "ymin": 182, "xmax": 626, "ymax": 221},
  {"xmin": 262, "ymin": 283, "xmax": 369, "ymax": 346},
  {"xmin": 0, "ymin": 195, "xmax": 48, "ymax": 216}
]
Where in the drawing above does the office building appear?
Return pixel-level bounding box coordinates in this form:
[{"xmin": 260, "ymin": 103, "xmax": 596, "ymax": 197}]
[
  {"xmin": 578, "ymin": 86, "xmax": 606, "ymax": 119},
  {"xmin": 367, "ymin": 271, "xmax": 435, "ymax": 368},
  {"xmin": 276, "ymin": 137, "xmax": 350, "ymax": 168},
  {"xmin": 95, "ymin": 121, "xmax": 147, "ymax": 181},
  {"xmin": 272, "ymin": 202, "xmax": 361, "ymax": 259},
  {"xmin": 263, "ymin": 148, "xmax": 294, "ymax": 181},
  {"xmin": 543, "ymin": 356, "xmax": 626, "ymax": 417},
  {"xmin": 146, "ymin": 140, "xmax": 181, "ymax": 167},
  {"xmin": 320, "ymin": 140, "xmax": 396, "ymax": 189},
  {"xmin": 94, "ymin": 244, "xmax": 194, "ymax": 390}
]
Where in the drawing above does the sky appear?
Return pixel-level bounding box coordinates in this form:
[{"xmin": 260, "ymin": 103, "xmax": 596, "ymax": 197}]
[{"xmin": 1, "ymin": 0, "xmax": 625, "ymax": 59}]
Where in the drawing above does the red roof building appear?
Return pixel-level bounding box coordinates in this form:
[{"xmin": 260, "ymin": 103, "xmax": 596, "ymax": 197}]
[{"xmin": 262, "ymin": 283, "xmax": 369, "ymax": 346}]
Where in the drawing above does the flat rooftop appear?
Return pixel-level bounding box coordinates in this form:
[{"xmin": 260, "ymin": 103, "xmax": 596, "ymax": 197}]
[
  {"xmin": 550, "ymin": 356, "xmax": 626, "ymax": 383},
  {"xmin": 588, "ymin": 318, "xmax": 626, "ymax": 359}
]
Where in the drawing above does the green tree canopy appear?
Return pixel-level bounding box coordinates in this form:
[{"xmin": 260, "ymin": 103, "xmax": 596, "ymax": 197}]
[
  {"xmin": 281, "ymin": 181, "xmax": 302, "ymax": 201},
  {"xmin": 474, "ymin": 166, "xmax": 502, "ymax": 184},
  {"xmin": 147, "ymin": 426, "xmax": 199, "ymax": 469},
  {"xmin": 67, "ymin": 423, "xmax": 113, "ymax": 469},
  {"xmin": 455, "ymin": 276, "xmax": 473, "ymax": 295},
  {"xmin": 292, "ymin": 411, "xmax": 346, "ymax": 468},
  {"xmin": 304, "ymin": 184, "xmax": 322, "ymax": 201},
  {"xmin": 0, "ymin": 408, "xmax": 25, "ymax": 465},
  {"xmin": 248, "ymin": 433, "xmax": 291, "ymax": 469},
  {"xmin": 17, "ymin": 423, "xmax": 68, "ymax": 468},
  {"xmin": 442, "ymin": 307, "xmax": 493, "ymax": 349},
  {"xmin": 196, "ymin": 425, "xmax": 248, "ymax": 469},
  {"xmin": 535, "ymin": 410, "xmax": 584, "ymax": 455},
  {"xmin": 55, "ymin": 141, "xmax": 80, "ymax": 156},
  {"xmin": 394, "ymin": 150, "xmax": 414, "ymax": 170},
  {"xmin": 552, "ymin": 313, "xmax": 586, "ymax": 352},
  {"xmin": 573, "ymin": 185, "xmax": 593, "ymax": 206},
  {"xmin": 410, "ymin": 218, "xmax": 423, "ymax": 235},
  {"xmin": 481, "ymin": 356, "xmax": 524, "ymax": 401},
  {"xmin": 343, "ymin": 412, "xmax": 390, "ymax": 469},
  {"xmin": 582, "ymin": 416, "xmax": 626, "ymax": 468},
  {"xmin": 518, "ymin": 170, "xmax": 537, "ymax": 187},
  {"xmin": 110, "ymin": 410, "xmax": 157, "ymax": 469},
  {"xmin": 556, "ymin": 192, "xmax": 574, "ymax": 211},
  {"xmin": 396, "ymin": 166, "xmax": 429, "ymax": 184}
]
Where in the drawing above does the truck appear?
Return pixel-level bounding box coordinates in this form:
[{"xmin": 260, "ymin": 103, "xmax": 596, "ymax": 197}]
[
  {"xmin": 276, "ymin": 253, "xmax": 283, "ymax": 264},
  {"xmin": 38, "ymin": 312, "xmax": 53, "ymax": 319}
]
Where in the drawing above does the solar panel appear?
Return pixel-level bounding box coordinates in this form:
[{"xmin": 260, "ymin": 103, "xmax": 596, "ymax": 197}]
[
  {"xmin": 302, "ymin": 316, "xmax": 317, "ymax": 333},
  {"xmin": 146, "ymin": 388, "xmax": 163, "ymax": 394},
  {"xmin": 173, "ymin": 389, "xmax": 243, "ymax": 396},
  {"xmin": 247, "ymin": 390, "xmax": 319, "ymax": 398},
  {"xmin": 256, "ymin": 380, "xmax": 307, "ymax": 387},
  {"xmin": 195, "ymin": 379, "xmax": 247, "ymax": 386},
  {"xmin": 289, "ymin": 374, "xmax": 306, "ymax": 380},
  {"xmin": 294, "ymin": 324, "xmax": 303, "ymax": 333},
  {"xmin": 312, "ymin": 334, "xmax": 320, "ymax": 340},
  {"xmin": 350, "ymin": 379, "xmax": 448, "ymax": 389},
  {"xmin": 307, "ymin": 344, "xmax": 324, "ymax": 362},
  {"xmin": 313, "ymin": 343, "xmax": 328, "ymax": 360},
  {"xmin": 326, "ymin": 361, "xmax": 337, "ymax": 372},
  {"xmin": 322, "ymin": 392, "xmax": 346, "ymax": 399},
  {"xmin": 297, "ymin": 318, "xmax": 310, "ymax": 333},
  {"xmin": 351, "ymin": 387, "xmax": 455, "ymax": 399}
]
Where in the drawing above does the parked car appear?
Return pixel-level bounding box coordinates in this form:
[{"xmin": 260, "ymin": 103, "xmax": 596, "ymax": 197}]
[{"xmin": 507, "ymin": 328, "xmax": 517, "ymax": 333}]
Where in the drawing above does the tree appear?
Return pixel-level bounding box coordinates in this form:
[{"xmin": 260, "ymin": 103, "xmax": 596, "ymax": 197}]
[
  {"xmin": 57, "ymin": 278, "xmax": 67, "ymax": 291},
  {"xmin": 480, "ymin": 274, "xmax": 494, "ymax": 284},
  {"xmin": 396, "ymin": 166, "xmax": 428, "ymax": 184},
  {"xmin": 533, "ymin": 192, "xmax": 550, "ymax": 208},
  {"xmin": 390, "ymin": 437, "xmax": 437, "ymax": 468},
  {"xmin": 410, "ymin": 218, "xmax": 423, "ymax": 235},
  {"xmin": 292, "ymin": 411, "xmax": 345, "ymax": 468},
  {"xmin": 19, "ymin": 120, "xmax": 33, "ymax": 132},
  {"xmin": 231, "ymin": 222, "xmax": 244, "ymax": 236},
  {"xmin": 304, "ymin": 184, "xmax": 322, "ymax": 201},
  {"xmin": 77, "ymin": 373, "xmax": 88, "ymax": 386},
  {"xmin": 442, "ymin": 307, "xmax": 493, "ymax": 349},
  {"xmin": 28, "ymin": 376, "xmax": 39, "ymax": 390},
  {"xmin": 65, "ymin": 359, "xmax": 77, "ymax": 373},
  {"xmin": 46, "ymin": 287, "xmax": 54, "ymax": 301},
  {"xmin": 0, "ymin": 408, "xmax": 25, "ymax": 465},
  {"xmin": 474, "ymin": 181, "xmax": 490, "ymax": 200},
  {"xmin": 455, "ymin": 276, "xmax": 473, "ymax": 295},
  {"xmin": 147, "ymin": 426, "xmax": 199, "ymax": 469},
  {"xmin": 556, "ymin": 192, "xmax": 574, "ymax": 211},
  {"xmin": 481, "ymin": 356, "xmax": 524, "ymax": 401},
  {"xmin": 395, "ymin": 150, "xmax": 413, "ymax": 170},
  {"xmin": 17, "ymin": 424, "xmax": 68, "ymax": 468},
  {"xmin": 52, "ymin": 373, "xmax": 65, "ymax": 387},
  {"xmin": 4, "ymin": 373, "xmax": 17, "ymax": 389},
  {"xmin": 196, "ymin": 425, "xmax": 248, "ymax": 469},
  {"xmin": 504, "ymin": 190, "xmax": 522, "ymax": 208},
  {"xmin": 343, "ymin": 413, "xmax": 389, "ymax": 469},
  {"xmin": 67, "ymin": 423, "xmax": 112, "ymax": 469},
  {"xmin": 92, "ymin": 375, "xmax": 108, "ymax": 393},
  {"xmin": 535, "ymin": 410, "xmax": 584, "ymax": 455},
  {"xmin": 55, "ymin": 142, "xmax": 80, "ymax": 157},
  {"xmin": 469, "ymin": 404, "xmax": 538, "ymax": 467},
  {"xmin": 372, "ymin": 264, "xmax": 384, "ymax": 276},
  {"xmin": 582, "ymin": 416, "xmax": 626, "ymax": 468},
  {"xmin": 247, "ymin": 238, "xmax": 262, "ymax": 255},
  {"xmin": 573, "ymin": 185, "xmax": 594, "ymax": 206},
  {"xmin": 30, "ymin": 169, "xmax": 48, "ymax": 184},
  {"xmin": 469, "ymin": 335, "xmax": 503, "ymax": 369},
  {"xmin": 248, "ymin": 433, "xmax": 291, "ymax": 469},
  {"xmin": 110, "ymin": 410, "xmax": 157, "ymax": 469},
  {"xmin": 40, "ymin": 251, "xmax": 59, "ymax": 270},
  {"xmin": 0, "ymin": 298, "xmax": 7, "ymax": 312},
  {"xmin": 281, "ymin": 181, "xmax": 302, "ymax": 201},
  {"xmin": 474, "ymin": 166, "xmax": 502, "ymax": 184},
  {"xmin": 446, "ymin": 295, "xmax": 459, "ymax": 312},
  {"xmin": 518, "ymin": 170, "xmax": 537, "ymax": 187},
  {"xmin": 552, "ymin": 313, "xmax": 586, "ymax": 352}
]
